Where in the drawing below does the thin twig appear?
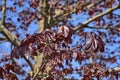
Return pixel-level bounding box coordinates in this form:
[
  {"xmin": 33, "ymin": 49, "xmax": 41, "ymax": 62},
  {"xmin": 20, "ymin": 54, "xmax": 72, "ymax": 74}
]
[
  {"xmin": 85, "ymin": 24, "xmax": 120, "ymax": 32},
  {"xmin": 1, "ymin": 0, "xmax": 6, "ymax": 24}
]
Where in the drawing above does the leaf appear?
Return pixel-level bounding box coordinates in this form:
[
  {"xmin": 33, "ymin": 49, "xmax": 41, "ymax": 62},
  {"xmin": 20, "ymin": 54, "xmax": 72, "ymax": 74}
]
[
  {"xmin": 57, "ymin": 25, "xmax": 70, "ymax": 38},
  {"xmin": 11, "ymin": 61, "xmax": 25, "ymax": 75},
  {"xmin": 11, "ymin": 46, "xmax": 27, "ymax": 58},
  {"xmin": 88, "ymin": 9, "xmax": 94, "ymax": 17},
  {"xmin": 4, "ymin": 64, "xmax": 14, "ymax": 73},
  {"xmin": 107, "ymin": 13, "xmax": 113, "ymax": 19},
  {"xmin": 84, "ymin": 38, "xmax": 93, "ymax": 52},
  {"xmin": 96, "ymin": 36, "xmax": 105, "ymax": 52},
  {"xmin": 6, "ymin": 72, "xmax": 18, "ymax": 80},
  {"xmin": 84, "ymin": 33, "xmax": 105, "ymax": 53},
  {"xmin": 73, "ymin": 52, "xmax": 78, "ymax": 60},
  {"xmin": 0, "ymin": 67, "xmax": 5, "ymax": 79},
  {"xmin": 92, "ymin": 39, "xmax": 98, "ymax": 52},
  {"xmin": 25, "ymin": 75, "xmax": 31, "ymax": 80}
]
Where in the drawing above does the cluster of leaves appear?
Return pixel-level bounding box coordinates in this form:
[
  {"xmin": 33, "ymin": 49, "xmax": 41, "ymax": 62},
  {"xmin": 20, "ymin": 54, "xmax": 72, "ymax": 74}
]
[
  {"xmin": 11, "ymin": 24, "xmax": 105, "ymax": 79},
  {"xmin": 10, "ymin": 25, "xmax": 74, "ymax": 79},
  {"xmin": 84, "ymin": 32, "xmax": 105, "ymax": 54},
  {"xmin": 11, "ymin": 25, "xmax": 72, "ymax": 57},
  {"xmin": 0, "ymin": 61, "xmax": 25, "ymax": 80},
  {"xmin": 77, "ymin": 62, "xmax": 119, "ymax": 80}
]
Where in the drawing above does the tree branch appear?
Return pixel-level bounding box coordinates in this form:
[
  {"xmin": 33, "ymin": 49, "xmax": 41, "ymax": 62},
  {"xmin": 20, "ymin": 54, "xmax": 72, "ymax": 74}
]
[
  {"xmin": 38, "ymin": 0, "xmax": 50, "ymax": 31},
  {"xmin": 0, "ymin": 25, "xmax": 34, "ymax": 71},
  {"xmin": 54, "ymin": 0, "xmax": 104, "ymax": 19},
  {"xmin": 51, "ymin": 0, "xmax": 105, "ymax": 27},
  {"xmin": 1, "ymin": 0, "xmax": 6, "ymax": 24},
  {"xmin": 108, "ymin": 67, "xmax": 120, "ymax": 72},
  {"xmin": 33, "ymin": 0, "xmax": 51, "ymax": 79},
  {"xmin": 84, "ymin": 24, "xmax": 120, "ymax": 32},
  {"xmin": 32, "ymin": 53, "xmax": 45, "ymax": 80},
  {"xmin": 73, "ymin": 3, "xmax": 120, "ymax": 31},
  {"xmin": 0, "ymin": 25, "xmax": 20, "ymax": 46},
  {"xmin": 0, "ymin": 0, "xmax": 34, "ymax": 71}
]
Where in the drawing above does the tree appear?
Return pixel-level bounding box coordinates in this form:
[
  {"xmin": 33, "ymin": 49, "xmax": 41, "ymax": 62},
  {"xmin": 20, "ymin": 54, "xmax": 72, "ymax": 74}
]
[{"xmin": 0, "ymin": 0, "xmax": 120, "ymax": 80}]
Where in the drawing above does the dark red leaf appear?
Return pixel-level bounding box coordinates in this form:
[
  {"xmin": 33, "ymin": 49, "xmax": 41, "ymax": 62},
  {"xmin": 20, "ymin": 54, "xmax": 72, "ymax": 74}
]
[
  {"xmin": 4, "ymin": 64, "xmax": 14, "ymax": 73},
  {"xmin": 6, "ymin": 72, "xmax": 18, "ymax": 80},
  {"xmin": 57, "ymin": 25, "xmax": 70, "ymax": 38},
  {"xmin": 88, "ymin": 9, "xmax": 94, "ymax": 17},
  {"xmin": 0, "ymin": 67, "xmax": 5, "ymax": 79}
]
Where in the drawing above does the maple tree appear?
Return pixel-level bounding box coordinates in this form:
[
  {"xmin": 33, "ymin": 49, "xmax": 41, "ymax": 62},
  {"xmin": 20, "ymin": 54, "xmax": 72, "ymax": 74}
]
[{"xmin": 0, "ymin": 0, "xmax": 120, "ymax": 80}]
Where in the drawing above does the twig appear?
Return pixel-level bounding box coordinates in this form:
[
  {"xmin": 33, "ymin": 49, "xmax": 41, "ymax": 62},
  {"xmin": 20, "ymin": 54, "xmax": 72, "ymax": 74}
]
[
  {"xmin": 85, "ymin": 24, "xmax": 120, "ymax": 32},
  {"xmin": 32, "ymin": 62, "xmax": 46, "ymax": 80},
  {"xmin": 23, "ymin": 56, "xmax": 34, "ymax": 71},
  {"xmin": 89, "ymin": 56, "xmax": 93, "ymax": 63},
  {"xmin": 1, "ymin": 0, "xmax": 6, "ymax": 24}
]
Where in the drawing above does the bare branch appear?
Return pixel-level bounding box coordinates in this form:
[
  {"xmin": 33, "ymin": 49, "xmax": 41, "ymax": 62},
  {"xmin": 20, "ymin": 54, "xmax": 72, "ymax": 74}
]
[
  {"xmin": 38, "ymin": 0, "xmax": 51, "ymax": 31},
  {"xmin": 84, "ymin": 24, "xmax": 120, "ymax": 32},
  {"xmin": 32, "ymin": 53, "xmax": 45, "ymax": 80},
  {"xmin": 108, "ymin": 67, "xmax": 120, "ymax": 72},
  {"xmin": 1, "ymin": 0, "xmax": 6, "ymax": 24},
  {"xmin": 73, "ymin": 4, "xmax": 120, "ymax": 31}
]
